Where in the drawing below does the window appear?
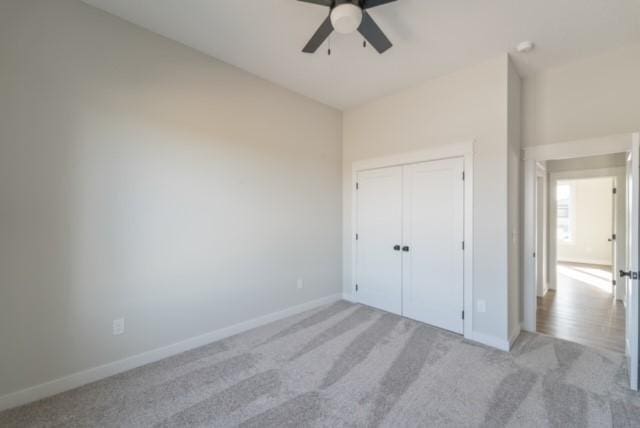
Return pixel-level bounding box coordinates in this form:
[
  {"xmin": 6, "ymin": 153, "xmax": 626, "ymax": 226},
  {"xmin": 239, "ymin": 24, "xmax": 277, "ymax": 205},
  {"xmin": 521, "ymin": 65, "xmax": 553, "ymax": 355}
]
[{"xmin": 556, "ymin": 183, "xmax": 573, "ymax": 242}]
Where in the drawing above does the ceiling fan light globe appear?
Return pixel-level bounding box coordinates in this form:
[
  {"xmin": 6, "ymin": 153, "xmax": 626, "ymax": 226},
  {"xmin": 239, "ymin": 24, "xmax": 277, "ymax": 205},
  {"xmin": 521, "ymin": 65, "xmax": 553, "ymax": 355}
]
[{"xmin": 330, "ymin": 4, "xmax": 363, "ymax": 34}]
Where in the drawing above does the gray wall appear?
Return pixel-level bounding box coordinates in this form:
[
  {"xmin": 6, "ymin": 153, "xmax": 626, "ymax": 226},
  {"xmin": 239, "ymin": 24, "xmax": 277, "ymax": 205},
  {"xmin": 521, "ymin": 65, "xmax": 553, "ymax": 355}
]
[
  {"xmin": 523, "ymin": 43, "xmax": 640, "ymax": 147},
  {"xmin": 547, "ymin": 153, "xmax": 627, "ymax": 173},
  {"xmin": 343, "ymin": 55, "xmax": 512, "ymax": 344},
  {"xmin": 0, "ymin": 0, "xmax": 342, "ymax": 397},
  {"xmin": 507, "ymin": 58, "xmax": 522, "ymax": 340}
]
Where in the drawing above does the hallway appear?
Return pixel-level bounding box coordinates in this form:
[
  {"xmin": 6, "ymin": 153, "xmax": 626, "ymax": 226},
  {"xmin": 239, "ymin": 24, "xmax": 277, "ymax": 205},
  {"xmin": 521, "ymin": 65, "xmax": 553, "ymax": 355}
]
[{"xmin": 537, "ymin": 262, "xmax": 625, "ymax": 353}]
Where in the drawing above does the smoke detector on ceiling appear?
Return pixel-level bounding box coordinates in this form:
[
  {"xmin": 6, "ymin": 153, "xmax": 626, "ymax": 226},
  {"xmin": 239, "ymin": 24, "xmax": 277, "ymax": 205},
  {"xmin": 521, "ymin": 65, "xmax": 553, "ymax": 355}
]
[{"xmin": 516, "ymin": 41, "xmax": 535, "ymax": 53}]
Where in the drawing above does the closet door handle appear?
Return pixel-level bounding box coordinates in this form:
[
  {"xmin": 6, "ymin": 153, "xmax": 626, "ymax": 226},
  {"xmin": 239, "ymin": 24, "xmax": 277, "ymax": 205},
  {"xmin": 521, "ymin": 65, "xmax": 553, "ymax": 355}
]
[
  {"xmin": 393, "ymin": 245, "xmax": 401, "ymax": 251},
  {"xmin": 402, "ymin": 246, "xmax": 410, "ymax": 252}
]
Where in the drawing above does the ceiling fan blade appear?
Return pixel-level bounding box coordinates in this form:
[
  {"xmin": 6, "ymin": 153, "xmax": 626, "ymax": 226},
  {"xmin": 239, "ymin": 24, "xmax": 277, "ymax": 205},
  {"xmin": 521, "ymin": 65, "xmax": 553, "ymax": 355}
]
[
  {"xmin": 297, "ymin": 0, "xmax": 333, "ymax": 6},
  {"xmin": 362, "ymin": 0, "xmax": 398, "ymax": 9},
  {"xmin": 303, "ymin": 16, "xmax": 334, "ymax": 53},
  {"xmin": 358, "ymin": 12, "xmax": 392, "ymax": 53}
]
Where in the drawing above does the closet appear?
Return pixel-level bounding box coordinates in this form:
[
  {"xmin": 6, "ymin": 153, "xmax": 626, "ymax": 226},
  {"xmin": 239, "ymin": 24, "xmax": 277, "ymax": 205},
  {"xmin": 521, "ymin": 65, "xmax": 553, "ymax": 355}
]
[{"xmin": 355, "ymin": 157, "xmax": 465, "ymax": 334}]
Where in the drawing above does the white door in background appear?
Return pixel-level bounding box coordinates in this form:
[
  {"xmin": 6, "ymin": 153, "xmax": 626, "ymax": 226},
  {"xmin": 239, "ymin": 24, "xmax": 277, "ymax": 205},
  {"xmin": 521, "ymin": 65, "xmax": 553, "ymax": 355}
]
[
  {"xmin": 401, "ymin": 158, "xmax": 465, "ymax": 333},
  {"xmin": 536, "ymin": 176, "xmax": 545, "ymax": 296},
  {"xmin": 612, "ymin": 178, "xmax": 618, "ymax": 296},
  {"xmin": 355, "ymin": 167, "xmax": 403, "ymax": 315},
  {"xmin": 626, "ymin": 137, "xmax": 640, "ymax": 391}
]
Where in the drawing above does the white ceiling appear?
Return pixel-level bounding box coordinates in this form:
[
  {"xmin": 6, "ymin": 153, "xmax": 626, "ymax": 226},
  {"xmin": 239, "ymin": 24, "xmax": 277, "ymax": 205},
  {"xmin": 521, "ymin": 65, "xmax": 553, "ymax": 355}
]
[{"xmin": 82, "ymin": 0, "xmax": 640, "ymax": 109}]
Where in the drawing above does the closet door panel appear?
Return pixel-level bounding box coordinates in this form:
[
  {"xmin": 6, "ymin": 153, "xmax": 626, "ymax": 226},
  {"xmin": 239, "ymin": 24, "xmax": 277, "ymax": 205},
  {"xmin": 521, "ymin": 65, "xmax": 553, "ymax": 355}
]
[
  {"xmin": 402, "ymin": 158, "xmax": 464, "ymax": 333},
  {"xmin": 356, "ymin": 167, "xmax": 403, "ymax": 315}
]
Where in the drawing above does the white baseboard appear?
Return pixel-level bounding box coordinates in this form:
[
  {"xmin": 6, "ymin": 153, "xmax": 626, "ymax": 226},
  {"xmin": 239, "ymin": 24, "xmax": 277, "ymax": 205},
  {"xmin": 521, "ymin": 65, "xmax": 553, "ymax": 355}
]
[
  {"xmin": 0, "ymin": 293, "xmax": 342, "ymax": 412},
  {"xmin": 626, "ymin": 338, "xmax": 631, "ymax": 357},
  {"xmin": 342, "ymin": 292, "xmax": 356, "ymax": 302},
  {"xmin": 469, "ymin": 331, "xmax": 511, "ymax": 352},
  {"xmin": 346, "ymin": 295, "xmax": 513, "ymax": 352},
  {"xmin": 537, "ymin": 282, "xmax": 549, "ymax": 298}
]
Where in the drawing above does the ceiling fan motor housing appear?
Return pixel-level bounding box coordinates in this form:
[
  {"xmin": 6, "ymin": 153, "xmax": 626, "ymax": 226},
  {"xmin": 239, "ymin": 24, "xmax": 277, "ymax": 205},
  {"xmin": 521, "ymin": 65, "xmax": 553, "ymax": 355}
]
[
  {"xmin": 330, "ymin": 1, "xmax": 363, "ymax": 34},
  {"xmin": 300, "ymin": 0, "xmax": 395, "ymax": 54}
]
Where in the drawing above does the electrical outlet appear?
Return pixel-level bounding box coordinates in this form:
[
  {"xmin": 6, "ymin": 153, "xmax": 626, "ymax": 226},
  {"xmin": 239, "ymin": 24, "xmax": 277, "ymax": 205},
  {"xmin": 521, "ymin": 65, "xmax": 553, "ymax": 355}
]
[
  {"xmin": 112, "ymin": 318, "xmax": 125, "ymax": 336},
  {"xmin": 477, "ymin": 300, "xmax": 486, "ymax": 313},
  {"xmin": 296, "ymin": 278, "xmax": 304, "ymax": 289}
]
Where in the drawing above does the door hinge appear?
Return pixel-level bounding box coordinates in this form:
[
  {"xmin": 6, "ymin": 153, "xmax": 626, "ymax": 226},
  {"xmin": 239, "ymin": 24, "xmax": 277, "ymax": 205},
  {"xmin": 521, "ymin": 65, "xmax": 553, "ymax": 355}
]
[
  {"xmin": 355, "ymin": 233, "xmax": 359, "ymax": 240},
  {"xmin": 461, "ymin": 241, "xmax": 465, "ymax": 250},
  {"xmin": 356, "ymin": 182, "xmax": 359, "ymax": 190},
  {"xmin": 462, "ymin": 310, "xmax": 465, "ymax": 320},
  {"xmin": 355, "ymin": 284, "xmax": 359, "ymax": 292},
  {"xmin": 613, "ymin": 187, "xmax": 617, "ymax": 194},
  {"xmin": 612, "ymin": 234, "xmax": 617, "ymax": 241},
  {"xmin": 613, "ymin": 279, "xmax": 617, "ymax": 286},
  {"xmin": 462, "ymin": 171, "xmax": 465, "ymax": 181},
  {"xmin": 533, "ymin": 251, "xmax": 536, "ymax": 258}
]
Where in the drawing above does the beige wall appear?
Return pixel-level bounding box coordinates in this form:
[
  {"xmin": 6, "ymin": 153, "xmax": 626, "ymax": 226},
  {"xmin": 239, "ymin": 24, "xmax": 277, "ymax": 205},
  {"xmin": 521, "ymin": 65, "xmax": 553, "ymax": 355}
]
[
  {"xmin": 0, "ymin": 0, "xmax": 342, "ymax": 398},
  {"xmin": 343, "ymin": 55, "xmax": 511, "ymax": 342},
  {"xmin": 521, "ymin": 44, "xmax": 639, "ymax": 327},
  {"xmin": 3, "ymin": 0, "xmax": 638, "ymax": 404},
  {"xmin": 547, "ymin": 153, "xmax": 627, "ymax": 173},
  {"xmin": 556, "ymin": 178, "xmax": 614, "ymax": 265},
  {"xmin": 547, "ymin": 165, "xmax": 626, "ymax": 299},
  {"xmin": 523, "ymin": 43, "xmax": 640, "ymax": 147},
  {"xmin": 507, "ymin": 59, "xmax": 522, "ymax": 340}
]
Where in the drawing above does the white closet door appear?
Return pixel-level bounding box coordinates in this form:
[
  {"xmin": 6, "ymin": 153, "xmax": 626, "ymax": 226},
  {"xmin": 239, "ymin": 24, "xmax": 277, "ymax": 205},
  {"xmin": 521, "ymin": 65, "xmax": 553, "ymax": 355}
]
[
  {"xmin": 402, "ymin": 158, "xmax": 464, "ymax": 333},
  {"xmin": 356, "ymin": 167, "xmax": 403, "ymax": 315},
  {"xmin": 626, "ymin": 137, "xmax": 639, "ymax": 390}
]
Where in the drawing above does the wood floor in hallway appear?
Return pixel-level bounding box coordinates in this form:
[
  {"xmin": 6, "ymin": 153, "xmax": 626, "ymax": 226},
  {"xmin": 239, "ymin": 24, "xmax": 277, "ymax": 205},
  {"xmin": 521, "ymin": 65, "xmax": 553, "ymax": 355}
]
[{"xmin": 537, "ymin": 262, "xmax": 626, "ymax": 353}]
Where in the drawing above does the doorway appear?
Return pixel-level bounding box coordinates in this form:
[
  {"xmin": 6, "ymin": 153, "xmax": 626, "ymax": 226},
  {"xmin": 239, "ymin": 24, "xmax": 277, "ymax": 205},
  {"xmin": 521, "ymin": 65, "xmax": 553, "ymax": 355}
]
[
  {"xmin": 523, "ymin": 132, "xmax": 640, "ymax": 390},
  {"xmin": 537, "ymin": 176, "xmax": 624, "ymax": 352}
]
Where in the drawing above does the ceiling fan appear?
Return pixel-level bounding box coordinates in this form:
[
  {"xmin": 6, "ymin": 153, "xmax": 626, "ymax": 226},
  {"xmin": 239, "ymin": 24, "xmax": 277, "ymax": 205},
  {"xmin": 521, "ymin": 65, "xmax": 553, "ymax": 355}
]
[{"xmin": 298, "ymin": 0, "xmax": 397, "ymax": 54}]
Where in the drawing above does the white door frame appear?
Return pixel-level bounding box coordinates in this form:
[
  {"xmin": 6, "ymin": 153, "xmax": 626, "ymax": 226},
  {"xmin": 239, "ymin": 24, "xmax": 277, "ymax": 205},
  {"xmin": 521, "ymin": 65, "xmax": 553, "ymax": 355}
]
[
  {"xmin": 626, "ymin": 136, "xmax": 640, "ymax": 390},
  {"xmin": 523, "ymin": 133, "xmax": 637, "ymax": 333},
  {"xmin": 351, "ymin": 141, "xmax": 474, "ymax": 340},
  {"xmin": 548, "ymin": 168, "xmax": 624, "ymax": 291},
  {"xmin": 534, "ymin": 162, "xmax": 548, "ymax": 299}
]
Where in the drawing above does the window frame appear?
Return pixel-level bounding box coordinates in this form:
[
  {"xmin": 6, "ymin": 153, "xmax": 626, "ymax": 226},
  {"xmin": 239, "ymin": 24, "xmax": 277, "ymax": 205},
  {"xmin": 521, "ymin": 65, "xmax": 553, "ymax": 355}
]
[{"xmin": 556, "ymin": 181, "xmax": 576, "ymax": 244}]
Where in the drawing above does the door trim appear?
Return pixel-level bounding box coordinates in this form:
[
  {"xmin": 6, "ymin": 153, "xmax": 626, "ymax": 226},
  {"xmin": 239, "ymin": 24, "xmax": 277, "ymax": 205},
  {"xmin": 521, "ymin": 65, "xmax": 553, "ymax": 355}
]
[
  {"xmin": 547, "ymin": 168, "xmax": 624, "ymax": 293},
  {"xmin": 350, "ymin": 141, "xmax": 474, "ymax": 342},
  {"xmin": 523, "ymin": 133, "xmax": 637, "ymax": 334},
  {"xmin": 523, "ymin": 133, "xmax": 633, "ymax": 161},
  {"xmin": 534, "ymin": 164, "xmax": 548, "ymax": 300}
]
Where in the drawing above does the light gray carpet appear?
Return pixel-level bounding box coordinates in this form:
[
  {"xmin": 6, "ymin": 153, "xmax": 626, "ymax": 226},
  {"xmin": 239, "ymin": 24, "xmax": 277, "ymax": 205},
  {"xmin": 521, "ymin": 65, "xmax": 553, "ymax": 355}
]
[{"xmin": 2, "ymin": 300, "xmax": 640, "ymax": 427}]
